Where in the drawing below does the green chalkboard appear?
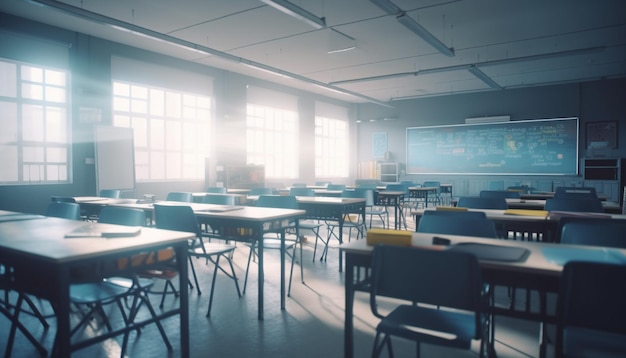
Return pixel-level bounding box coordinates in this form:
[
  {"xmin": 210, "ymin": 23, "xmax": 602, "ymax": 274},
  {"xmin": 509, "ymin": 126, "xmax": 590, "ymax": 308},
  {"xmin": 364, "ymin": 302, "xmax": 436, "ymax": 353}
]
[{"xmin": 406, "ymin": 117, "xmax": 579, "ymax": 175}]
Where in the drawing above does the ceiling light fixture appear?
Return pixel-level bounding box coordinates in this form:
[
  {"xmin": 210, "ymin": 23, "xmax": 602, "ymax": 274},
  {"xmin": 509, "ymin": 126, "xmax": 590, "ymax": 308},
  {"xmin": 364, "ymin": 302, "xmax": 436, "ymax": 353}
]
[
  {"xmin": 396, "ymin": 13, "xmax": 454, "ymax": 57},
  {"xmin": 327, "ymin": 29, "xmax": 357, "ymax": 54},
  {"xmin": 259, "ymin": 0, "xmax": 326, "ymax": 29},
  {"xmin": 467, "ymin": 66, "xmax": 502, "ymax": 89},
  {"xmin": 369, "ymin": 0, "xmax": 402, "ymax": 15}
]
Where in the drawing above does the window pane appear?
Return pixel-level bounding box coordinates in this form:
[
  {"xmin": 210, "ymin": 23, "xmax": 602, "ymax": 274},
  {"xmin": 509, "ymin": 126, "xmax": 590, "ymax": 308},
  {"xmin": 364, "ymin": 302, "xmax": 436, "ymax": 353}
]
[
  {"xmin": 0, "ymin": 102, "xmax": 18, "ymax": 143},
  {"xmin": 0, "ymin": 145, "xmax": 18, "ymax": 181},
  {"xmin": 0, "ymin": 62, "xmax": 17, "ymax": 97},
  {"xmin": 22, "ymin": 104, "xmax": 45, "ymax": 142}
]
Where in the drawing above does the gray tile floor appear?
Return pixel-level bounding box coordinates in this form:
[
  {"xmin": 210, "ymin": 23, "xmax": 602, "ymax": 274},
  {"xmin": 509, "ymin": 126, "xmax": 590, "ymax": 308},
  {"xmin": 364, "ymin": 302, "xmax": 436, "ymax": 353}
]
[{"xmin": 2, "ymin": 212, "xmax": 556, "ymax": 357}]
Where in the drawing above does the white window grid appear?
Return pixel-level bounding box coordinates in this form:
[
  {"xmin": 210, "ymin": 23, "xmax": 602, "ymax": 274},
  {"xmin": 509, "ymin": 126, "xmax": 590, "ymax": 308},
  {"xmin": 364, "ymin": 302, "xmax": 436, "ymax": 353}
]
[
  {"xmin": 0, "ymin": 59, "xmax": 70, "ymax": 184},
  {"xmin": 112, "ymin": 81, "xmax": 211, "ymax": 181},
  {"xmin": 315, "ymin": 116, "xmax": 349, "ymax": 178},
  {"xmin": 246, "ymin": 104, "xmax": 298, "ymax": 179}
]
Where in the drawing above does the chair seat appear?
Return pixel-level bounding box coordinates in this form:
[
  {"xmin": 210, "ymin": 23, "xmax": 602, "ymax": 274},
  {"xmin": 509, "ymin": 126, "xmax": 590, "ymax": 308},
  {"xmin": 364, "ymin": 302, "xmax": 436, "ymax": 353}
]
[
  {"xmin": 377, "ymin": 305, "xmax": 478, "ymax": 350},
  {"xmin": 563, "ymin": 327, "xmax": 626, "ymax": 357},
  {"xmin": 189, "ymin": 243, "xmax": 236, "ymax": 257},
  {"xmin": 258, "ymin": 236, "xmax": 298, "ymax": 250},
  {"xmin": 69, "ymin": 281, "xmax": 131, "ymax": 304}
]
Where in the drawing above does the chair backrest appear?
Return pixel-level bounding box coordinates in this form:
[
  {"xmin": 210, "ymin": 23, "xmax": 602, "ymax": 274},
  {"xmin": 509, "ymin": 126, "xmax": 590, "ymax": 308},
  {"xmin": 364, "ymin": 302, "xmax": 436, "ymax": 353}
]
[
  {"xmin": 457, "ymin": 196, "xmax": 507, "ymax": 210},
  {"xmin": 97, "ymin": 206, "xmax": 146, "ymax": 226},
  {"xmin": 166, "ymin": 191, "xmax": 193, "ymax": 202},
  {"xmin": 556, "ymin": 261, "xmax": 626, "ymax": 356},
  {"xmin": 356, "ymin": 183, "xmax": 378, "ymax": 189},
  {"xmin": 422, "ymin": 181, "xmax": 441, "ymax": 193},
  {"xmin": 385, "ymin": 183, "xmax": 409, "ymax": 193},
  {"xmin": 46, "ymin": 202, "xmax": 81, "ymax": 220},
  {"xmin": 417, "ymin": 210, "xmax": 498, "ymax": 238},
  {"xmin": 99, "ymin": 189, "xmax": 121, "ymax": 198},
  {"xmin": 50, "ymin": 196, "xmax": 77, "ymax": 203},
  {"xmin": 154, "ymin": 204, "xmax": 201, "ymax": 237},
  {"xmin": 554, "ymin": 186, "xmax": 598, "ymax": 200},
  {"xmin": 314, "ymin": 181, "xmax": 330, "ymax": 187},
  {"xmin": 341, "ymin": 188, "xmax": 374, "ymax": 206},
  {"xmin": 289, "ymin": 187, "xmax": 315, "ymax": 197},
  {"xmin": 203, "ymin": 194, "xmax": 237, "ymax": 205},
  {"xmin": 249, "ymin": 187, "xmax": 275, "ymax": 195},
  {"xmin": 327, "ymin": 184, "xmax": 346, "ymax": 191},
  {"xmin": 256, "ymin": 195, "xmax": 298, "ymax": 209},
  {"xmin": 370, "ymin": 245, "xmax": 483, "ymax": 321},
  {"xmin": 479, "ymin": 190, "xmax": 521, "ymax": 199},
  {"xmin": 560, "ymin": 217, "xmax": 626, "ymax": 248},
  {"xmin": 205, "ymin": 187, "xmax": 227, "ymax": 194},
  {"xmin": 544, "ymin": 198, "xmax": 603, "ymax": 213}
]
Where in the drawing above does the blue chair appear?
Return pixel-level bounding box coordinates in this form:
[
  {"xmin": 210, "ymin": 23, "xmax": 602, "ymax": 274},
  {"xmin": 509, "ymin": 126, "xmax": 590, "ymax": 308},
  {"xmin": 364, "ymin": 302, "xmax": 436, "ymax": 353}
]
[
  {"xmin": 99, "ymin": 189, "xmax": 121, "ymax": 198},
  {"xmin": 370, "ymin": 245, "xmax": 489, "ymax": 357},
  {"xmin": 559, "ymin": 217, "xmax": 626, "ymax": 247},
  {"xmin": 202, "ymin": 194, "xmax": 237, "ymax": 205},
  {"xmin": 248, "ymin": 195, "xmax": 310, "ymax": 295},
  {"xmin": 289, "ymin": 187, "xmax": 315, "ymax": 197},
  {"xmin": 46, "ymin": 201, "xmax": 81, "ymax": 220},
  {"xmin": 457, "ymin": 196, "xmax": 507, "ymax": 210},
  {"xmin": 417, "ymin": 210, "xmax": 498, "ymax": 238},
  {"xmin": 249, "ymin": 187, "xmax": 275, "ymax": 195},
  {"xmin": 544, "ymin": 198, "xmax": 603, "ymax": 213},
  {"xmin": 165, "ymin": 191, "xmax": 193, "ymax": 202},
  {"xmin": 554, "ymin": 186, "xmax": 598, "ymax": 200},
  {"xmin": 65, "ymin": 206, "xmax": 172, "ymax": 355},
  {"xmin": 327, "ymin": 184, "xmax": 346, "ymax": 191},
  {"xmin": 422, "ymin": 181, "xmax": 442, "ymax": 206},
  {"xmin": 154, "ymin": 204, "xmax": 241, "ymax": 317},
  {"xmin": 556, "ymin": 261, "xmax": 626, "ymax": 357}
]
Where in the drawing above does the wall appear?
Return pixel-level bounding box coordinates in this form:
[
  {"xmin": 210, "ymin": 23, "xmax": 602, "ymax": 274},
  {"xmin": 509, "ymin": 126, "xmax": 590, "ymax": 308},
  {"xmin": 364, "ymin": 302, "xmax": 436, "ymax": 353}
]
[
  {"xmin": 0, "ymin": 13, "xmax": 356, "ymax": 214},
  {"xmin": 357, "ymin": 79, "xmax": 626, "ymax": 199}
]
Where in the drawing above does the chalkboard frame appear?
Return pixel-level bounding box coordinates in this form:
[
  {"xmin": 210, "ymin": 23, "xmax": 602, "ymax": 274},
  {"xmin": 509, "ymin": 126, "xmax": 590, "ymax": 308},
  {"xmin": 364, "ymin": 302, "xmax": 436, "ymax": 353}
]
[{"xmin": 406, "ymin": 117, "xmax": 579, "ymax": 176}]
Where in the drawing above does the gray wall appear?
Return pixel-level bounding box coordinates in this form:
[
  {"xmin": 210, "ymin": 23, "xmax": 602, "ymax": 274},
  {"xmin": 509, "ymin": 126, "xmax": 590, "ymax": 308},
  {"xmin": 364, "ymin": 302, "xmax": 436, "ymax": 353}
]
[{"xmin": 357, "ymin": 79, "xmax": 626, "ymax": 199}]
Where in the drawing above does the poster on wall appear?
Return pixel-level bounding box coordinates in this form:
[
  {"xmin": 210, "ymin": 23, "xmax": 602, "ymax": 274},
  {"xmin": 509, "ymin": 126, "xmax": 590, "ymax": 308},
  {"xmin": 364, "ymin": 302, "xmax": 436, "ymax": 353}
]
[{"xmin": 372, "ymin": 132, "xmax": 387, "ymax": 159}]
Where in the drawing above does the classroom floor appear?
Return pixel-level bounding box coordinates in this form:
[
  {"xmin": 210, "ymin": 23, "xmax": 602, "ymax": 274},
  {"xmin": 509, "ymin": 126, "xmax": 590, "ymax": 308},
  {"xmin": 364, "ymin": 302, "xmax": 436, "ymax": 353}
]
[{"xmin": 2, "ymin": 211, "xmax": 558, "ymax": 358}]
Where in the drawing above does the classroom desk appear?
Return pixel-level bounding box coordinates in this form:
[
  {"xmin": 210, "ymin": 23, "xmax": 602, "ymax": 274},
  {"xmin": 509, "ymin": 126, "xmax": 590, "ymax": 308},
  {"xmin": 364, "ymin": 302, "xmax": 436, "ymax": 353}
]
[
  {"xmin": 294, "ymin": 197, "xmax": 366, "ymax": 270},
  {"xmin": 374, "ymin": 191, "xmax": 406, "ymax": 229},
  {"xmin": 0, "ymin": 214, "xmax": 192, "ymax": 357},
  {"xmin": 102, "ymin": 200, "xmax": 305, "ymax": 320},
  {"xmin": 505, "ymin": 198, "xmax": 621, "ymax": 213},
  {"xmin": 191, "ymin": 192, "xmax": 248, "ymax": 205},
  {"xmin": 341, "ymin": 233, "xmax": 626, "ymax": 358},
  {"xmin": 408, "ymin": 186, "xmax": 439, "ymax": 208}
]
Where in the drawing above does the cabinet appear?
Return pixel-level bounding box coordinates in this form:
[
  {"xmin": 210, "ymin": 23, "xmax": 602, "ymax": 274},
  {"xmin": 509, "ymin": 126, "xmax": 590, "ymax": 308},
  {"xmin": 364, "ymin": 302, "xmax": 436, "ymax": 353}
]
[
  {"xmin": 378, "ymin": 162, "xmax": 398, "ymax": 183},
  {"xmin": 583, "ymin": 158, "xmax": 625, "ymax": 204}
]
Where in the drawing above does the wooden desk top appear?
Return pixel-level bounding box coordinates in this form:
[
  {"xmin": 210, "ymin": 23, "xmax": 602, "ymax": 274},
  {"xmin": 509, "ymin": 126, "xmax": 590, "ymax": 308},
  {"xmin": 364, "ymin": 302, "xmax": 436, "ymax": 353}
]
[
  {"xmin": 341, "ymin": 232, "xmax": 626, "ymax": 277},
  {"xmin": 0, "ymin": 216, "xmax": 192, "ymax": 264}
]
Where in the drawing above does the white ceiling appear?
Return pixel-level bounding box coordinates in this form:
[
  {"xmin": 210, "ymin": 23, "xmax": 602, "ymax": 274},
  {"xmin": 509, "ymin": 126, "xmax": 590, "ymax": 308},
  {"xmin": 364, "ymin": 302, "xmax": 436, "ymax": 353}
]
[{"xmin": 1, "ymin": 0, "xmax": 625, "ymax": 106}]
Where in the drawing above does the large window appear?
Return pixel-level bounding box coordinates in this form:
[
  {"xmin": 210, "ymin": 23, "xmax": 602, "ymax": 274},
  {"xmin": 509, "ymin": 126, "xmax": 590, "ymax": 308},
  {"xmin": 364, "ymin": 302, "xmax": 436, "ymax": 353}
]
[
  {"xmin": 112, "ymin": 81, "xmax": 212, "ymax": 181},
  {"xmin": 315, "ymin": 102, "xmax": 349, "ymax": 178},
  {"xmin": 0, "ymin": 58, "xmax": 70, "ymax": 184},
  {"xmin": 246, "ymin": 86, "xmax": 299, "ymax": 179}
]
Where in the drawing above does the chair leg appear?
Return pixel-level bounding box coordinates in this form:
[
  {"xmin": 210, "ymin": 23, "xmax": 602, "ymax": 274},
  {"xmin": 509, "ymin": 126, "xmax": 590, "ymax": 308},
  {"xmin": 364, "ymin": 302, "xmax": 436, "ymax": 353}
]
[
  {"xmin": 3, "ymin": 294, "xmax": 48, "ymax": 358},
  {"xmin": 188, "ymin": 256, "xmax": 202, "ymax": 295},
  {"xmin": 206, "ymin": 253, "xmax": 241, "ymax": 318},
  {"xmin": 243, "ymin": 242, "xmax": 257, "ymax": 295}
]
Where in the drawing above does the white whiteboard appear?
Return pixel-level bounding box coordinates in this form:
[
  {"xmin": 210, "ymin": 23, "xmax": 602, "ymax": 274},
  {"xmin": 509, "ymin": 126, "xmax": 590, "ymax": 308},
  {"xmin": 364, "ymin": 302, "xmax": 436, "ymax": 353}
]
[{"xmin": 94, "ymin": 126, "xmax": 135, "ymax": 191}]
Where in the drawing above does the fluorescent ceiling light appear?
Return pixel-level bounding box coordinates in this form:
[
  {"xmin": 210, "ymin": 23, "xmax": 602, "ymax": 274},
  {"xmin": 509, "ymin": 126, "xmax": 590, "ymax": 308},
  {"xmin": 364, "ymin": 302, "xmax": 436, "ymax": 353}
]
[
  {"xmin": 396, "ymin": 13, "xmax": 454, "ymax": 57},
  {"xmin": 260, "ymin": 0, "xmax": 326, "ymax": 29},
  {"xmin": 240, "ymin": 60, "xmax": 292, "ymax": 79},
  {"xmin": 370, "ymin": 0, "xmax": 402, "ymax": 15},
  {"xmin": 468, "ymin": 66, "xmax": 502, "ymax": 89}
]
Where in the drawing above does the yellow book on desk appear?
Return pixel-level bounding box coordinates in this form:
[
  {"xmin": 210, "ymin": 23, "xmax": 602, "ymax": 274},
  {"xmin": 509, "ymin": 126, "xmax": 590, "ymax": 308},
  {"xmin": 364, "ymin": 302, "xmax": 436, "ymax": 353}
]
[
  {"xmin": 366, "ymin": 228, "xmax": 413, "ymax": 246},
  {"xmin": 504, "ymin": 209, "xmax": 549, "ymax": 217},
  {"xmin": 436, "ymin": 206, "xmax": 468, "ymax": 211}
]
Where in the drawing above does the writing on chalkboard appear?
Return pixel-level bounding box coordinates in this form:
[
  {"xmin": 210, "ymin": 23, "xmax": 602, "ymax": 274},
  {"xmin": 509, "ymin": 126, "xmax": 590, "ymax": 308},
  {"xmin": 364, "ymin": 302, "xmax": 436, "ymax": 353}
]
[{"xmin": 406, "ymin": 117, "xmax": 579, "ymax": 175}]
